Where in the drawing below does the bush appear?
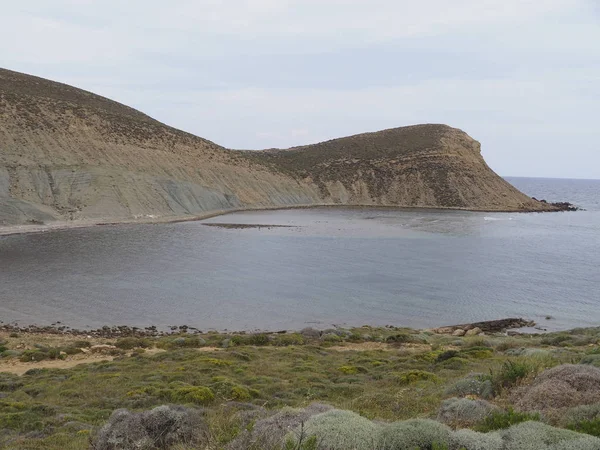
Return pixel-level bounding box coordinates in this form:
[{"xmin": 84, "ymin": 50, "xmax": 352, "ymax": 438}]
[
  {"xmin": 580, "ymin": 355, "xmax": 600, "ymax": 367},
  {"xmin": 0, "ymin": 374, "xmax": 24, "ymax": 392},
  {"xmin": 450, "ymin": 428, "xmax": 503, "ymax": 450},
  {"xmin": 227, "ymin": 403, "xmax": 332, "ymax": 450},
  {"xmin": 386, "ymin": 333, "xmax": 413, "ymax": 344},
  {"xmin": 166, "ymin": 336, "xmax": 206, "ymax": 348},
  {"xmin": 92, "ymin": 405, "xmax": 208, "ymax": 449},
  {"xmin": 437, "ymin": 397, "xmax": 499, "ymax": 427},
  {"xmin": 378, "ymin": 419, "xmax": 452, "ymax": 450},
  {"xmin": 498, "ymin": 421, "xmax": 599, "ymax": 450},
  {"xmin": 541, "ymin": 334, "xmax": 573, "ymax": 346},
  {"xmin": 231, "ymin": 334, "xmax": 270, "ymax": 346},
  {"xmin": 115, "ymin": 337, "xmax": 151, "ymax": 350},
  {"xmin": 273, "ymin": 333, "xmax": 305, "ymax": 346},
  {"xmin": 563, "ymin": 403, "xmax": 600, "ymax": 425},
  {"xmin": 63, "ymin": 346, "xmax": 83, "ymax": 355},
  {"xmin": 438, "ymin": 357, "xmax": 469, "ymax": 370},
  {"xmin": 515, "ymin": 364, "xmax": 600, "ymax": 415},
  {"xmin": 491, "ymin": 360, "xmax": 535, "ymax": 392},
  {"xmin": 321, "ymin": 333, "xmax": 342, "ymax": 343},
  {"xmin": 445, "ymin": 374, "xmax": 494, "ymax": 399},
  {"xmin": 393, "ymin": 370, "xmax": 438, "ymax": 385},
  {"xmin": 460, "ymin": 347, "xmax": 494, "ymax": 359},
  {"xmin": 230, "ymin": 386, "xmax": 252, "ymax": 401},
  {"xmin": 19, "ymin": 350, "xmax": 49, "ymax": 362},
  {"xmin": 435, "ymin": 350, "xmax": 459, "ymax": 363},
  {"xmin": 170, "ymin": 386, "xmax": 215, "ymax": 405},
  {"xmin": 550, "ymin": 435, "xmax": 600, "ymax": 449},
  {"xmin": 475, "ymin": 408, "xmax": 541, "ymax": 432},
  {"xmin": 287, "ymin": 409, "xmax": 381, "ymax": 450},
  {"xmin": 567, "ymin": 418, "xmax": 600, "ymax": 437},
  {"xmin": 505, "ymin": 348, "xmax": 551, "ymax": 359}
]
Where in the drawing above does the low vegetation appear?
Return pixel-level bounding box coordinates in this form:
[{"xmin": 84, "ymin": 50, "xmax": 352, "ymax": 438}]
[{"xmin": 1, "ymin": 326, "xmax": 600, "ymax": 448}]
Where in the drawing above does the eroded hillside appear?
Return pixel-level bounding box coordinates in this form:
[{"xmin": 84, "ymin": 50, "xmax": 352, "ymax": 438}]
[{"xmin": 0, "ymin": 68, "xmax": 554, "ymax": 227}]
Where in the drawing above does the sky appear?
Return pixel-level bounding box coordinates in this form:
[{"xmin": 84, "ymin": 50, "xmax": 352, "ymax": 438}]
[{"xmin": 1, "ymin": 1, "xmax": 599, "ymax": 179}]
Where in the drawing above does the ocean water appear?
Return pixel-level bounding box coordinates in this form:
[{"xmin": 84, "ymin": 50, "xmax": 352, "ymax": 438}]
[{"xmin": 0, "ymin": 177, "xmax": 598, "ymax": 332}]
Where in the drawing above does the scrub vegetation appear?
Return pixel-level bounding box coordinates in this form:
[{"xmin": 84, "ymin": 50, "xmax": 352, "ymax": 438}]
[{"xmin": 2, "ymin": 326, "xmax": 600, "ymax": 448}]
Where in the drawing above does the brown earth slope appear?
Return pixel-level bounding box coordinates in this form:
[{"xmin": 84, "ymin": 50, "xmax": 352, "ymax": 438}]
[{"xmin": 0, "ymin": 68, "xmax": 554, "ymax": 227}]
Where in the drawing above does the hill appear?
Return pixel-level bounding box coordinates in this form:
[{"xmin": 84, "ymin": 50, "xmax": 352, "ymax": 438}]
[{"xmin": 0, "ymin": 68, "xmax": 555, "ymax": 227}]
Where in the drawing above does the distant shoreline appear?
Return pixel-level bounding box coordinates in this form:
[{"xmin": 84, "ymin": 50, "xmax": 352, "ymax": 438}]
[
  {"xmin": 0, "ymin": 202, "xmax": 572, "ymax": 237},
  {"xmin": 0, "ymin": 317, "xmax": 540, "ymax": 339}
]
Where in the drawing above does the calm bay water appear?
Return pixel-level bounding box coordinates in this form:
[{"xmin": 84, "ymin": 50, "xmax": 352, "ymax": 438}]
[{"xmin": 0, "ymin": 177, "xmax": 599, "ymax": 331}]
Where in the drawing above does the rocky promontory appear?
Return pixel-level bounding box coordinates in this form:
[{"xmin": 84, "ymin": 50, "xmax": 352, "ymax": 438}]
[{"xmin": 0, "ymin": 68, "xmax": 563, "ymax": 228}]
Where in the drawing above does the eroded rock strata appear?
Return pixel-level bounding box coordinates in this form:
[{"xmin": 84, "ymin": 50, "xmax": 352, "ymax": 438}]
[{"xmin": 0, "ymin": 68, "xmax": 559, "ymax": 227}]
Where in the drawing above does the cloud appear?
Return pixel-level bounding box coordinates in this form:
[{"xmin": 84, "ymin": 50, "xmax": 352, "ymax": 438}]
[{"xmin": 0, "ymin": 0, "xmax": 598, "ymax": 178}]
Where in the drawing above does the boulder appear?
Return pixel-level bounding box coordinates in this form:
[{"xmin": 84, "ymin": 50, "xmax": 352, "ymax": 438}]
[
  {"xmin": 300, "ymin": 327, "xmax": 321, "ymax": 339},
  {"xmin": 452, "ymin": 329, "xmax": 466, "ymax": 337},
  {"xmin": 465, "ymin": 327, "xmax": 483, "ymax": 336}
]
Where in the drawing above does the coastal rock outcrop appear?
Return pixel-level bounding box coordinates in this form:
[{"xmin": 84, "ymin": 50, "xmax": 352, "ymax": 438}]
[{"xmin": 0, "ymin": 68, "xmax": 560, "ymax": 228}]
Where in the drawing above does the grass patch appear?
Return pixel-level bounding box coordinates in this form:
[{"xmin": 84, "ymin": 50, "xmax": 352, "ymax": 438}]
[{"xmin": 475, "ymin": 408, "xmax": 541, "ymax": 432}]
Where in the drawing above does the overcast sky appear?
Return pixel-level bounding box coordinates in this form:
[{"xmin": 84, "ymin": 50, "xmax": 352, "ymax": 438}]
[{"xmin": 1, "ymin": 1, "xmax": 598, "ymax": 178}]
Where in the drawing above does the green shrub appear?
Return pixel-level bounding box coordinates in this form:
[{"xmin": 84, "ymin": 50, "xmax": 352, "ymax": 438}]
[
  {"xmin": 201, "ymin": 358, "xmax": 232, "ymax": 366},
  {"xmin": 580, "ymin": 355, "xmax": 600, "ymax": 367},
  {"xmin": 231, "ymin": 334, "xmax": 270, "ymax": 346},
  {"xmin": 93, "ymin": 405, "xmax": 208, "ymax": 449},
  {"xmin": 439, "ymin": 357, "xmax": 469, "ymax": 370},
  {"xmin": 170, "ymin": 386, "xmax": 214, "ymax": 405},
  {"xmin": 498, "ymin": 421, "xmax": 599, "ymax": 449},
  {"xmin": 491, "ymin": 360, "xmax": 534, "ymax": 392},
  {"xmin": 322, "ymin": 333, "xmax": 342, "ymax": 342},
  {"xmin": 338, "ymin": 366, "xmax": 358, "ymax": 375},
  {"xmin": 436, "ymin": 350, "xmax": 459, "ymax": 363},
  {"xmin": 450, "ymin": 428, "xmax": 503, "ymax": 450},
  {"xmin": 63, "ymin": 346, "xmax": 83, "ymax": 355},
  {"xmin": 495, "ymin": 339, "xmax": 521, "ymax": 352},
  {"xmin": 446, "ymin": 373, "xmax": 494, "ymax": 399},
  {"xmin": 386, "ymin": 333, "xmax": 413, "ymax": 344},
  {"xmin": 273, "ymin": 333, "xmax": 305, "ymax": 346},
  {"xmin": 230, "ymin": 385, "xmax": 252, "ymax": 401},
  {"xmin": 288, "ymin": 409, "xmax": 381, "ymax": 450},
  {"xmin": 337, "ymin": 365, "xmax": 367, "ymax": 375},
  {"xmin": 541, "ymin": 334, "xmax": 573, "ymax": 346},
  {"xmin": 347, "ymin": 333, "xmax": 364, "ymax": 342},
  {"xmin": 165, "ymin": 336, "xmax": 206, "ymax": 348},
  {"xmin": 47, "ymin": 348, "xmax": 64, "ymax": 360},
  {"xmin": 378, "ymin": 419, "xmax": 451, "ymax": 449},
  {"xmin": 115, "ymin": 337, "xmax": 151, "ymax": 350},
  {"xmin": 567, "ymin": 418, "xmax": 600, "ymax": 437},
  {"xmin": 563, "ymin": 403, "xmax": 600, "ymax": 425},
  {"xmin": 19, "ymin": 350, "xmax": 48, "ymax": 362},
  {"xmin": 475, "ymin": 408, "xmax": 541, "ymax": 432},
  {"xmin": 0, "ymin": 374, "xmax": 24, "ymax": 392},
  {"xmin": 232, "ymin": 404, "xmax": 332, "ymax": 450},
  {"xmin": 460, "ymin": 346, "xmax": 494, "ymax": 359},
  {"xmin": 437, "ymin": 397, "xmax": 499, "ymax": 427},
  {"xmin": 393, "ymin": 370, "xmax": 438, "ymax": 385}
]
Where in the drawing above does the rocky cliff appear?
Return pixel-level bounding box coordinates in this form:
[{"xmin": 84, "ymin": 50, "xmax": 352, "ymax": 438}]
[{"xmin": 0, "ymin": 68, "xmax": 555, "ymax": 227}]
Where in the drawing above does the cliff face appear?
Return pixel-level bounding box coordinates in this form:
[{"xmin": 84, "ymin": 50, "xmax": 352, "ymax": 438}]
[
  {"xmin": 257, "ymin": 125, "xmax": 547, "ymax": 211},
  {"xmin": 0, "ymin": 68, "xmax": 553, "ymax": 226}
]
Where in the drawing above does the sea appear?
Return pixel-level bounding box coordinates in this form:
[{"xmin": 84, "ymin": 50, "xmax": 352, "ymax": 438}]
[{"xmin": 0, "ymin": 177, "xmax": 598, "ymax": 332}]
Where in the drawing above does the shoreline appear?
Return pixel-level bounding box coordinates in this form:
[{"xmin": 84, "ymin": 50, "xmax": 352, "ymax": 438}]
[
  {"xmin": 0, "ymin": 201, "xmax": 570, "ymax": 237},
  {"xmin": 0, "ymin": 317, "xmax": 541, "ymax": 339}
]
